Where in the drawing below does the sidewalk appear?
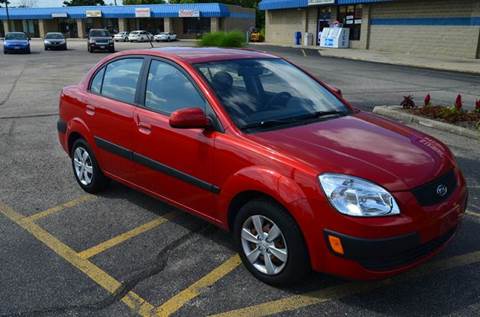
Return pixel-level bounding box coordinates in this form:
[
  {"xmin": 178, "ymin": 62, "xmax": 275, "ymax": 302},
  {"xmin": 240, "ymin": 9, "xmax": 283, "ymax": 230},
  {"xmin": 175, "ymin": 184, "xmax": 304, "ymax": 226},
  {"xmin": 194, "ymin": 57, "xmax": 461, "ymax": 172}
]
[{"xmin": 250, "ymin": 42, "xmax": 480, "ymax": 75}]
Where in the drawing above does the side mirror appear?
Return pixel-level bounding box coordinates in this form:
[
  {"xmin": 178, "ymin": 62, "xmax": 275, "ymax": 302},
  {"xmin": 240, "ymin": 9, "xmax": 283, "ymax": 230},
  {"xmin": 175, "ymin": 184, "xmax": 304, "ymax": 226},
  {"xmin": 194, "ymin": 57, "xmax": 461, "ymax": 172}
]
[
  {"xmin": 169, "ymin": 107, "xmax": 210, "ymax": 129},
  {"xmin": 325, "ymin": 84, "xmax": 342, "ymax": 97}
]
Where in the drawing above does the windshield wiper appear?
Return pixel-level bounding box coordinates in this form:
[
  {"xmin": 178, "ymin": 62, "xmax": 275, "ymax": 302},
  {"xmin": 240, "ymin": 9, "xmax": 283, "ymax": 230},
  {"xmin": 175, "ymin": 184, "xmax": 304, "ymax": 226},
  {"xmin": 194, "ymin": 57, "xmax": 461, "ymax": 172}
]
[{"xmin": 241, "ymin": 110, "xmax": 348, "ymax": 131}]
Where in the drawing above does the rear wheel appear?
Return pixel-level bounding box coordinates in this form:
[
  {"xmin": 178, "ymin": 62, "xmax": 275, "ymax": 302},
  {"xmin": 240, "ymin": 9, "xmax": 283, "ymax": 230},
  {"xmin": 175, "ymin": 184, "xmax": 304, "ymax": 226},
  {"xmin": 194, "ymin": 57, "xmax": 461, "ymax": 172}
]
[
  {"xmin": 71, "ymin": 139, "xmax": 109, "ymax": 193},
  {"xmin": 233, "ymin": 198, "xmax": 310, "ymax": 286}
]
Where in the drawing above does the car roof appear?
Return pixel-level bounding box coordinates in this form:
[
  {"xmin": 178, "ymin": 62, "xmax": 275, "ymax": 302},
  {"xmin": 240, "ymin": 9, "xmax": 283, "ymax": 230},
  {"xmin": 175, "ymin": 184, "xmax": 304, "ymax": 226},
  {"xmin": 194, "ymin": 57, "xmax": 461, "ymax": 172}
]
[{"xmin": 120, "ymin": 47, "xmax": 279, "ymax": 64}]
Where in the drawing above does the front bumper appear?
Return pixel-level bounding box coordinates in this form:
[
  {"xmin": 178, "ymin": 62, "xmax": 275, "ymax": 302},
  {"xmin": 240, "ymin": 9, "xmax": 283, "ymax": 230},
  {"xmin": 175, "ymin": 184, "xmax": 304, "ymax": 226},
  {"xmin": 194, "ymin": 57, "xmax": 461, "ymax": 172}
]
[
  {"xmin": 305, "ymin": 168, "xmax": 468, "ymax": 280},
  {"xmin": 45, "ymin": 42, "xmax": 66, "ymax": 49},
  {"xmin": 90, "ymin": 43, "xmax": 114, "ymax": 50},
  {"xmin": 4, "ymin": 45, "xmax": 29, "ymax": 52}
]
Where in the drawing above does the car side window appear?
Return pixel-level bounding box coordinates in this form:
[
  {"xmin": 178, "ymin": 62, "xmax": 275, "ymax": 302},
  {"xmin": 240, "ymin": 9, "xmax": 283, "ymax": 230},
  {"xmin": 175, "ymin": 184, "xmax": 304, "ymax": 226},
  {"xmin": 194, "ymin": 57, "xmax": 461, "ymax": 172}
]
[
  {"xmin": 145, "ymin": 60, "xmax": 206, "ymax": 114},
  {"xmin": 101, "ymin": 58, "xmax": 143, "ymax": 104},
  {"xmin": 90, "ymin": 67, "xmax": 105, "ymax": 94}
]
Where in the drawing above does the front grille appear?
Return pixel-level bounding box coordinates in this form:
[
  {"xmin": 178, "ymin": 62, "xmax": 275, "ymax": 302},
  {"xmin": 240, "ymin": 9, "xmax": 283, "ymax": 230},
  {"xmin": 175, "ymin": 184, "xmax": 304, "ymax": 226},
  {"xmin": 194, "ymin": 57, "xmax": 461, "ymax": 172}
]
[
  {"xmin": 411, "ymin": 170, "xmax": 457, "ymax": 206},
  {"xmin": 360, "ymin": 227, "xmax": 456, "ymax": 271}
]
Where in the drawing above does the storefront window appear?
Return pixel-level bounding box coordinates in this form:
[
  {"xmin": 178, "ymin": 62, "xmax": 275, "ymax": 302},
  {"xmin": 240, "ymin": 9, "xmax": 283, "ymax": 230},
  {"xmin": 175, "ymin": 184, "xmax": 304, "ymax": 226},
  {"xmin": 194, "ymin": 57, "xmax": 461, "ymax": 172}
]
[
  {"xmin": 183, "ymin": 18, "xmax": 210, "ymax": 35},
  {"xmin": 338, "ymin": 4, "xmax": 362, "ymax": 41}
]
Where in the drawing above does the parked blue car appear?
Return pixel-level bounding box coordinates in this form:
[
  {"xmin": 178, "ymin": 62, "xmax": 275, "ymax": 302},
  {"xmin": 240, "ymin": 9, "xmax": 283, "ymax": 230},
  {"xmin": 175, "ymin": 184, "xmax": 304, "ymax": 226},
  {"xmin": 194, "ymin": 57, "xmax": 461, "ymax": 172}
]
[{"xmin": 3, "ymin": 32, "xmax": 31, "ymax": 54}]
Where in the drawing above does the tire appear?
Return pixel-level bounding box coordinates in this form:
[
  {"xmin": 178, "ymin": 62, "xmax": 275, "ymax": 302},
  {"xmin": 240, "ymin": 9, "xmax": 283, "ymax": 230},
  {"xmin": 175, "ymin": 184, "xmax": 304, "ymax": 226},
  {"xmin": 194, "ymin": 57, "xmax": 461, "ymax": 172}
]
[
  {"xmin": 3, "ymin": 49, "xmax": 7, "ymax": 54},
  {"xmin": 44, "ymin": 46, "xmax": 48, "ymax": 51},
  {"xmin": 71, "ymin": 139, "xmax": 109, "ymax": 194},
  {"xmin": 109, "ymin": 47, "xmax": 115, "ymax": 53},
  {"xmin": 233, "ymin": 198, "xmax": 310, "ymax": 286},
  {"xmin": 26, "ymin": 47, "xmax": 31, "ymax": 54}
]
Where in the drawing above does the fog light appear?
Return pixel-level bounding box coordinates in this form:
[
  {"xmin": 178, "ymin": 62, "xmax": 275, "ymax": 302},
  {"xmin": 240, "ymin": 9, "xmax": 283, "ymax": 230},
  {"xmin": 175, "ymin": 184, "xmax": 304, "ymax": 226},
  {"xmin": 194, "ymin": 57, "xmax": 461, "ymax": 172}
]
[{"xmin": 328, "ymin": 235, "xmax": 344, "ymax": 255}]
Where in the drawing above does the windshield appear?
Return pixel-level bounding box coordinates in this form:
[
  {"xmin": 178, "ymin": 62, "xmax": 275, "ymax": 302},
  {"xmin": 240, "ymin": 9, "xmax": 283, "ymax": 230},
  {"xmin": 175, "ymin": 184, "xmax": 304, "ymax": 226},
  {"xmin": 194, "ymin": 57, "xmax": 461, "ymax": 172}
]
[
  {"xmin": 90, "ymin": 30, "xmax": 110, "ymax": 37},
  {"xmin": 5, "ymin": 33, "xmax": 27, "ymax": 40},
  {"xmin": 195, "ymin": 58, "xmax": 349, "ymax": 131},
  {"xmin": 46, "ymin": 33, "xmax": 64, "ymax": 39}
]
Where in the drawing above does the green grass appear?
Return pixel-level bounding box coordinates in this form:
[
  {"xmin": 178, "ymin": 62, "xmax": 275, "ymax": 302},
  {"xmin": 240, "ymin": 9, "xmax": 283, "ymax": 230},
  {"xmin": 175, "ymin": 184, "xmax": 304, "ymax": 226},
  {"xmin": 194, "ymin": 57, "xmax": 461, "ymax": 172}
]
[{"xmin": 198, "ymin": 31, "xmax": 246, "ymax": 48}]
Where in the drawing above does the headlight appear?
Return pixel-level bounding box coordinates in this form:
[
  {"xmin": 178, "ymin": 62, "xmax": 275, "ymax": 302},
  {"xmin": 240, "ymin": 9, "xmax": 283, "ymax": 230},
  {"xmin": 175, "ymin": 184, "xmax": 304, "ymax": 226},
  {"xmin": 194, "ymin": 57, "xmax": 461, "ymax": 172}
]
[
  {"xmin": 89, "ymin": 39, "xmax": 95, "ymax": 44},
  {"xmin": 44, "ymin": 40, "xmax": 51, "ymax": 44},
  {"xmin": 319, "ymin": 173, "xmax": 400, "ymax": 217}
]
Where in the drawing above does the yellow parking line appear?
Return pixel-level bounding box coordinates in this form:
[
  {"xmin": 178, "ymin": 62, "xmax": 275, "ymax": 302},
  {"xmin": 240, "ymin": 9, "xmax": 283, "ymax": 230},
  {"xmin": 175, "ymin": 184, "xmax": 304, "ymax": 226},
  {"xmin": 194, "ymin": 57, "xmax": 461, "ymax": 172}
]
[
  {"xmin": 0, "ymin": 201, "xmax": 155, "ymax": 317},
  {"xmin": 466, "ymin": 210, "xmax": 480, "ymax": 218},
  {"xmin": 211, "ymin": 250, "xmax": 480, "ymax": 317},
  {"xmin": 25, "ymin": 194, "xmax": 96, "ymax": 222},
  {"xmin": 154, "ymin": 254, "xmax": 242, "ymax": 316},
  {"xmin": 78, "ymin": 211, "xmax": 177, "ymax": 259}
]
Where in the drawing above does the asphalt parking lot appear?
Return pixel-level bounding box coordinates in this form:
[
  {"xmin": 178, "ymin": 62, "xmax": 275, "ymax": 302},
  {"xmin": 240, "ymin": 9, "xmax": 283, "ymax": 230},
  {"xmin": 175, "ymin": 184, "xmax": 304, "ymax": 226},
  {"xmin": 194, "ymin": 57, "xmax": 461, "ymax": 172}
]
[{"xmin": 1, "ymin": 39, "xmax": 480, "ymax": 317}]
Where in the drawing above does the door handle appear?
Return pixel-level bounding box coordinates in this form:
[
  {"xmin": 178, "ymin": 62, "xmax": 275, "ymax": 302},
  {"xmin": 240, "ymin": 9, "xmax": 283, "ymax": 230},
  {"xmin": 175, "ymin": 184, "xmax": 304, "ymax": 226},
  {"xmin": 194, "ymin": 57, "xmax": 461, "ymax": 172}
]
[
  {"xmin": 86, "ymin": 104, "xmax": 95, "ymax": 116},
  {"xmin": 137, "ymin": 122, "xmax": 151, "ymax": 135}
]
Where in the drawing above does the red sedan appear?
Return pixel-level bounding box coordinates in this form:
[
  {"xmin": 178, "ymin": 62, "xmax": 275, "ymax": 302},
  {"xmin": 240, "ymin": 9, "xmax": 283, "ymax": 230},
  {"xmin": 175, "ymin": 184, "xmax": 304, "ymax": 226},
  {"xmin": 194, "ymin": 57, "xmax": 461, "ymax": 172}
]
[{"xmin": 57, "ymin": 48, "xmax": 467, "ymax": 285}]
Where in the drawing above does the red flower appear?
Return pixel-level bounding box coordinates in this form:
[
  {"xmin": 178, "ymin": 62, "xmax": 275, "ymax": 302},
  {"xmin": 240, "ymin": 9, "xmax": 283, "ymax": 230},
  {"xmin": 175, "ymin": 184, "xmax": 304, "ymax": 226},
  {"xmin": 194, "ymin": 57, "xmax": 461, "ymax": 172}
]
[
  {"xmin": 476, "ymin": 99, "xmax": 480, "ymax": 111},
  {"xmin": 455, "ymin": 94, "xmax": 462, "ymax": 111},
  {"xmin": 424, "ymin": 94, "xmax": 431, "ymax": 106}
]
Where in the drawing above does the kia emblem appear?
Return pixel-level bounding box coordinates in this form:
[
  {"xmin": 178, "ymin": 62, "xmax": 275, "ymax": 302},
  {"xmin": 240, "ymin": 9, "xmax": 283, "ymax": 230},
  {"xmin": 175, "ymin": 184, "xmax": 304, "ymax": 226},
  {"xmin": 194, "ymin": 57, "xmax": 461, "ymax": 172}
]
[{"xmin": 436, "ymin": 184, "xmax": 448, "ymax": 197}]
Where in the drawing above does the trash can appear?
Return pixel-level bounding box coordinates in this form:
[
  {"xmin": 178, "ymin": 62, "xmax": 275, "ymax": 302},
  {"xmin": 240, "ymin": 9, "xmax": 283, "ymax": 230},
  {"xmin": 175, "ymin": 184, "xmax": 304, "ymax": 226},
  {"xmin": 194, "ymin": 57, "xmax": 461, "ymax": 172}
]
[
  {"xmin": 303, "ymin": 32, "xmax": 313, "ymax": 46},
  {"xmin": 294, "ymin": 32, "xmax": 302, "ymax": 45}
]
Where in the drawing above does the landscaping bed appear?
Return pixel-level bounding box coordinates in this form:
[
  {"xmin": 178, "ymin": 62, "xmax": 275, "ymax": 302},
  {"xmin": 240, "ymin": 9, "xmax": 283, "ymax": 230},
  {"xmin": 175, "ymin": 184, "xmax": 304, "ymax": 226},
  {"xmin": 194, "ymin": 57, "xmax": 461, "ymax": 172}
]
[{"xmin": 400, "ymin": 94, "xmax": 480, "ymax": 131}]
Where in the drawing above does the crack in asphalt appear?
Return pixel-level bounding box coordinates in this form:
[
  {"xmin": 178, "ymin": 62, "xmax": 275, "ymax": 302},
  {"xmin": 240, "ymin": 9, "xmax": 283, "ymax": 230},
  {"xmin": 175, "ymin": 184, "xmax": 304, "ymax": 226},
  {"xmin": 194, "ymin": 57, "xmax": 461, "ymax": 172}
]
[
  {"xmin": 1, "ymin": 225, "xmax": 216, "ymax": 317},
  {"xmin": 0, "ymin": 64, "xmax": 27, "ymax": 107}
]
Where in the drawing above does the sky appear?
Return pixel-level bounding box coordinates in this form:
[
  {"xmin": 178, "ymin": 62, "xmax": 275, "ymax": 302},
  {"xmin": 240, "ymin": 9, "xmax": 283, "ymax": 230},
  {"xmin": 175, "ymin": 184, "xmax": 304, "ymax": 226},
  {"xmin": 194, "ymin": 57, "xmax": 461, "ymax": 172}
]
[{"xmin": 8, "ymin": 0, "xmax": 117, "ymax": 7}]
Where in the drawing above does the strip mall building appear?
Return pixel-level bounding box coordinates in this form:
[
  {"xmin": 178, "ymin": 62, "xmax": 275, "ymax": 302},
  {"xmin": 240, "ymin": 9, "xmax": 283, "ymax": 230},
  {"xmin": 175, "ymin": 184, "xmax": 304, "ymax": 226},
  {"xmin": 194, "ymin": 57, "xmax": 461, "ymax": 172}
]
[
  {"xmin": 0, "ymin": 3, "xmax": 254, "ymax": 39},
  {"xmin": 259, "ymin": 0, "xmax": 480, "ymax": 59}
]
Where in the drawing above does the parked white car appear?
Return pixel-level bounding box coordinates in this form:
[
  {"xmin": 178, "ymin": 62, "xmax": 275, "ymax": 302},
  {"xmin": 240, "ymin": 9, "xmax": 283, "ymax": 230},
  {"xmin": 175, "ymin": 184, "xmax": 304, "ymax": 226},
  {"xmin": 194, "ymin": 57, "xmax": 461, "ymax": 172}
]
[
  {"xmin": 154, "ymin": 32, "xmax": 177, "ymax": 42},
  {"xmin": 128, "ymin": 30, "xmax": 153, "ymax": 42},
  {"xmin": 113, "ymin": 31, "xmax": 129, "ymax": 42}
]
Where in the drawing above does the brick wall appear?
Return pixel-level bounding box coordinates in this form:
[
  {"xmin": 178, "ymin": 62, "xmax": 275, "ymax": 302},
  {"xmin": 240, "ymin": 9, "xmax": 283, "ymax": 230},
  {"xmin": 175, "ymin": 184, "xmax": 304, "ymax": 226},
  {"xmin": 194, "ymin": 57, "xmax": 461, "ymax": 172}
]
[
  {"xmin": 369, "ymin": 0, "xmax": 480, "ymax": 59},
  {"xmin": 266, "ymin": 9, "xmax": 306, "ymax": 45}
]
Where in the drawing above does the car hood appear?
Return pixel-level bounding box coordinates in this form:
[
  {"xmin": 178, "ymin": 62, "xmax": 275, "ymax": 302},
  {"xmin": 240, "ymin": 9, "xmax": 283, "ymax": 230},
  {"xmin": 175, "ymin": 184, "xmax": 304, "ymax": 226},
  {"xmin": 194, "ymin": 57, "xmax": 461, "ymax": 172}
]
[
  {"xmin": 245, "ymin": 112, "xmax": 454, "ymax": 191},
  {"xmin": 5, "ymin": 40, "xmax": 28, "ymax": 45}
]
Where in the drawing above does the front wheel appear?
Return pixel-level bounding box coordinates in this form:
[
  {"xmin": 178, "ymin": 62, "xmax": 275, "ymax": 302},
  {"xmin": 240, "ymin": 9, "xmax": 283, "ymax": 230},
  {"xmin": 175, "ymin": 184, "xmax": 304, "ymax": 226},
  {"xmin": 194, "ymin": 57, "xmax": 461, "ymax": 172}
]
[
  {"xmin": 233, "ymin": 198, "xmax": 310, "ymax": 286},
  {"xmin": 71, "ymin": 139, "xmax": 109, "ymax": 193}
]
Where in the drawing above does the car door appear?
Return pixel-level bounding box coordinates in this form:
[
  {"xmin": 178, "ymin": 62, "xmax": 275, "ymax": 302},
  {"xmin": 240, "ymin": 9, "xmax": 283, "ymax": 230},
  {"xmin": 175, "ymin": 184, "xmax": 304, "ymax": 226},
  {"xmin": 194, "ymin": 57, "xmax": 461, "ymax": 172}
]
[
  {"xmin": 86, "ymin": 57, "xmax": 145, "ymax": 182},
  {"xmin": 132, "ymin": 58, "xmax": 219, "ymax": 220}
]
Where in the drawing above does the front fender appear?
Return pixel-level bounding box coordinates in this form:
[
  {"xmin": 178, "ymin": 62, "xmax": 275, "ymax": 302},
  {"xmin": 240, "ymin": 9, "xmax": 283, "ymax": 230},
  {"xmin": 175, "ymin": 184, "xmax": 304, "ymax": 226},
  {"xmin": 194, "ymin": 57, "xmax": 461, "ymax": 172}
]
[
  {"xmin": 218, "ymin": 166, "xmax": 313, "ymax": 227},
  {"xmin": 218, "ymin": 166, "xmax": 323, "ymax": 270}
]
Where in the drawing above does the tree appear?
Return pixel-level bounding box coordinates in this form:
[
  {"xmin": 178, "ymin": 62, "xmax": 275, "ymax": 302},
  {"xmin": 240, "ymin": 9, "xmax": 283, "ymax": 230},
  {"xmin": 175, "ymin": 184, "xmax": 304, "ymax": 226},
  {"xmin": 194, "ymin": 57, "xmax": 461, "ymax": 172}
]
[
  {"xmin": 17, "ymin": 0, "xmax": 37, "ymax": 7},
  {"xmin": 0, "ymin": 0, "xmax": 10, "ymax": 7},
  {"xmin": 63, "ymin": 0, "xmax": 105, "ymax": 6},
  {"xmin": 123, "ymin": 0, "xmax": 165, "ymax": 4}
]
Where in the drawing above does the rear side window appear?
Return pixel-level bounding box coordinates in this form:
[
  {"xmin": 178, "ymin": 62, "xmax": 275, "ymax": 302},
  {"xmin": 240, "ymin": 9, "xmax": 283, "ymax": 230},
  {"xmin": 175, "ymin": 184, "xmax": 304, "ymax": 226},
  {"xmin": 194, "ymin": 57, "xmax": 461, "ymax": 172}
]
[
  {"xmin": 90, "ymin": 67, "xmax": 105, "ymax": 94},
  {"xmin": 145, "ymin": 60, "xmax": 206, "ymax": 114},
  {"xmin": 101, "ymin": 58, "xmax": 143, "ymax": 104}
]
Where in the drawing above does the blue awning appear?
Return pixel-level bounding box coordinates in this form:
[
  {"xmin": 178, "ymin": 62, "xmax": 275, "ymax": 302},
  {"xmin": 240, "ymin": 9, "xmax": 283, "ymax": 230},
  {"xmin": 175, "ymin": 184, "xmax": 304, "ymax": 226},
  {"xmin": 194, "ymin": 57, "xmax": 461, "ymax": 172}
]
[
  {"xmin": 259, "ymin": 0, "xmax": 392, "ymax": 10},
  {"xmin": 0, "ymin": 3, "xmax": 253, "ymax": 20},
  {"xmin": 259, "ymin": 0, "xmax": 308, "ymax": 11}
]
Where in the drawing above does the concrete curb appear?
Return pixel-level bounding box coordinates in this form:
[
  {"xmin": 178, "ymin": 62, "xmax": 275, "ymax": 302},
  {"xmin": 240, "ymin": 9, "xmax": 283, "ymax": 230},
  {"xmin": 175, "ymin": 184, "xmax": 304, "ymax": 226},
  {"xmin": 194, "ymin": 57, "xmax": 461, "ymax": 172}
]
[{"xmin": 373, "ymin": 106, "xmax": 480, "ymax": 140}]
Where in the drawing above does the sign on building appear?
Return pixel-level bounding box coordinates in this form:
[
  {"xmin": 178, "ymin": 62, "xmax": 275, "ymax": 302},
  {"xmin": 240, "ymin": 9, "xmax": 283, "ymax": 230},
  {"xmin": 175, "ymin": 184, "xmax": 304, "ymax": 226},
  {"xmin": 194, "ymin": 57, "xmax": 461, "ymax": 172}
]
[
  {"xmin": 178, "ymin": 9, "xmax": 200, "ymax": 18},
  {"xmin": 85, "ymin": 10, "xmax": 102, "ymax": 18},
  {"xmin": 51, "ymin": 12, "xmax": 68, "ymax": 18},
  {"xmin": 308, "ymin": 0, "xmax": 335, "ymax": 5},
  {"xmin": 135, "ymin": 8, "xmax": 151, "ymax": 18}
]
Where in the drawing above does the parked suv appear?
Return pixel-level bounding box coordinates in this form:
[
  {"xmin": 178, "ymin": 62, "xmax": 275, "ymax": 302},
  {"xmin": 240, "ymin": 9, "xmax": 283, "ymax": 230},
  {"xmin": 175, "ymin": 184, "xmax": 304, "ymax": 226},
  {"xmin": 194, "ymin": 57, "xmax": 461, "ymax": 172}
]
[
  {"xmin": 57, "ymin": 48, "xmax": 467, "ymax": 285},
  {"xmin": 87, "ymin": 29, "xmax": 114, "ymax": 53}
]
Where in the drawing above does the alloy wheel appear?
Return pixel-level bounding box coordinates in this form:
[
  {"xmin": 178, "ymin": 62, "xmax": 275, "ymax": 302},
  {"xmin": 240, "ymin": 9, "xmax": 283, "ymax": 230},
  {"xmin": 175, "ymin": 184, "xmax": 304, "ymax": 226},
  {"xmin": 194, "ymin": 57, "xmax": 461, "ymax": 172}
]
[
  {"xmin": 73, "ymin": 146, "xmax": 93, "ymax": 186},
  {"xmin": 240, "ymin": 215, "xmax": 288, "ymax": 275}
]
